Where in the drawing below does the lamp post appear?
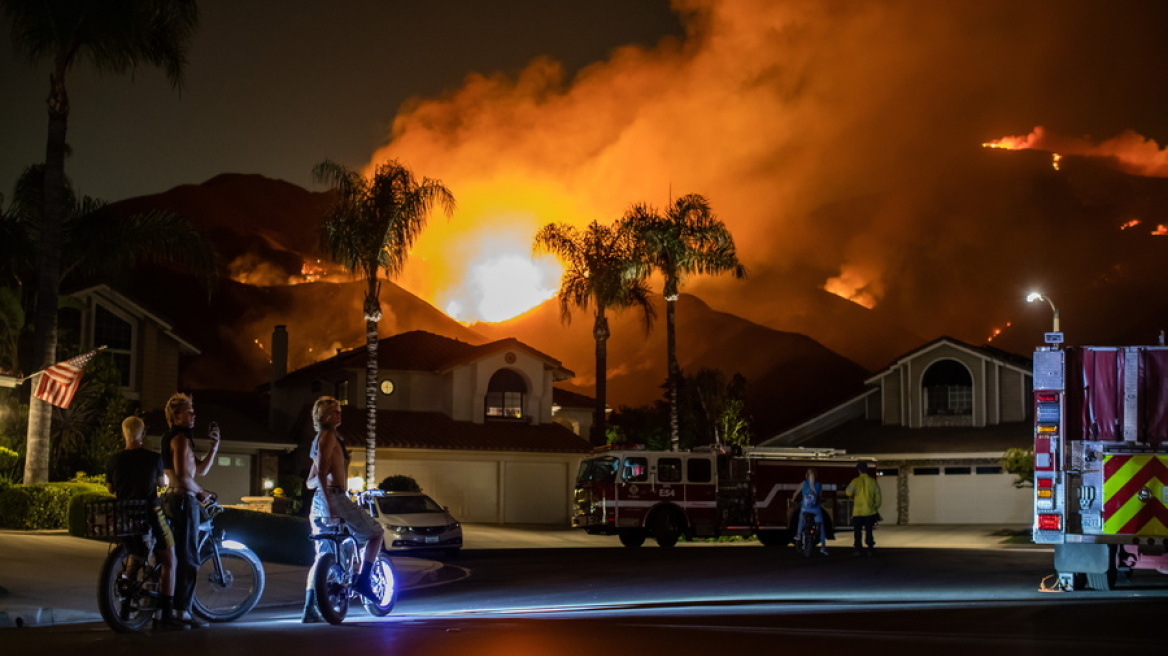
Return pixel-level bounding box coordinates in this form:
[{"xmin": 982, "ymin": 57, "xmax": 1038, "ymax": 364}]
[{"xmin": 1027, "ymin": 292, "xmax": 1060, "ymax": 333}]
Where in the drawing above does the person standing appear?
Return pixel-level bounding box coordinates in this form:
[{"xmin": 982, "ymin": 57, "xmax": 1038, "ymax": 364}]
[
  {"xmin": 160, "ymin": 393, "xmax": 220, "ymax": 627},
  {"xmin": 106, "ymin": 416, "xmax": 182, "ymax": 631},
  {"xmin": 846, "ymin": 460, "xmax": 882, "ymax": 556},
  {"xmin": 305, "ymin": 397, "xmax": 384, "ymax": 599},
  {"xmin": 791, "ymin": 468, "xmax": 829, "ymax": 555}
]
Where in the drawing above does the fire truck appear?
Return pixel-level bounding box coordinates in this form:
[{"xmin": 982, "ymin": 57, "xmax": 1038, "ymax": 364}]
[
  {"xmin": 571, "ymin": 446, "xmax": 867, "ymax": 547},
  {"xmin": 1032, "ymin": 345, "xmax": 1168, "ymax": 590}
]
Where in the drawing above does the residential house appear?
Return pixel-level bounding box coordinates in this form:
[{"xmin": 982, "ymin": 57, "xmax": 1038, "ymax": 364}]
[
  {"xmin": 763, "ymin": 337, "xmax": 1034, "ymax": 525},
  {"xmin": 270, "ymin": 328, "xmax": 594, "ymax": 525},
  {"xmin": 62, "ymin": 285, "xmax": 296, "ymax": 503}
]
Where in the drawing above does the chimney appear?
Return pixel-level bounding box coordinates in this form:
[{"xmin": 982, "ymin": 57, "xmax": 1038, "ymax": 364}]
[
  {"xmin": 269, "ymin": 325, "xmax": 289, "ymax": 434},
  {"xmin": 271, "ymin": 325, "xmax": 288, "ymax": 381}
]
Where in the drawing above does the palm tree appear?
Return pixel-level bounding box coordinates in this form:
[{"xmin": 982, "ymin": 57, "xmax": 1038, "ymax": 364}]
[
  {"xmin": 2, "ymin": 165, "xmax": 216, "ymax": 480},
  {"xmin": 3, "ymin": 165, "xmax": 217, "ymax": 295},
  {"xmin": 2, "ymin": 0, "xmax": 199, "ymax": 484},
  {"xmin": 621, "ymin": 194, "xmax": 746, "ymax": 451},
  {"xmin": 314, "ymin": 159, "xmax": 455, "ymax": 488},
  {"xmin": 534, "ymin": 220, "xmax": 654, "ymax": 445}
]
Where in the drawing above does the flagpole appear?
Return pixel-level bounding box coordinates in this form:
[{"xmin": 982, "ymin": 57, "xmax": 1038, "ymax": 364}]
[{"xmin": 16, "ymin": 345, "xmax": 107, "ymax": 384}]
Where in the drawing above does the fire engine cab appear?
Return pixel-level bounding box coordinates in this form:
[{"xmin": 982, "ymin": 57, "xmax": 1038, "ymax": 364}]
[
  {"xmin": 572, "ymin": 446, "xmax": 867, "ymax": 548},
  {"xmin": 1032, "ymin": 345, "xmax": 1168, "ymax": 590}
]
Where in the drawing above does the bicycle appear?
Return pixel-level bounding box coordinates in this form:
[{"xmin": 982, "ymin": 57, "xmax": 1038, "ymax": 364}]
[
  {"xmin": 795, "ymin": 510, "xmax": 823, "ymax": 558},
  {"xmin": 308, "ymin": 493, "xmax": 397, "ymax": 625},
  {"xmin": 89, "ymin": 496, "xmax": 266, "ymax": 632}
]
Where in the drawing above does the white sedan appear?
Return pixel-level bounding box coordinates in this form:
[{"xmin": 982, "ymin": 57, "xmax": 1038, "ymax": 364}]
[{"xmin": 369, "ymin": 491, "xmax": 462, "ymax": 558}]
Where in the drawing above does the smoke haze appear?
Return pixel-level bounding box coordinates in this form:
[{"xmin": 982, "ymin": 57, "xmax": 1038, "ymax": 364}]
[{"xmin": 356, "ymin": 0, "xmax": 1168, "ymax": 346}]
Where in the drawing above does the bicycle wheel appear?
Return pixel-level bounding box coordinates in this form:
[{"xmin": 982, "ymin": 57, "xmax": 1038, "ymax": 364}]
[
  {"xmin": 97, "ymin": 545, "xmax": 156, "ymax": 632},
  {"xmin": 312, "ymin": 552, "xmax": 349, "ymax": 625},
  {"xmin": 191, "ymin": 545, "xmax": 265, "ymax": 622},
  {"xmin": 362, "ymin": 552, "xmax": 397, "ymax": 617}
]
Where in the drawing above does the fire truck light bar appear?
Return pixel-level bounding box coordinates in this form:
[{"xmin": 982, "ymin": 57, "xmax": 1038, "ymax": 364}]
[
  {"xmin": 1037, "ymin": 489, "xmax": 1053, "ymax": 499},
  {"xmin": 1036, "ymin": 424, "xmax": 1058, "ymax": 433},
  {"xmin": 1037, "ymin": 514, "xmax": 1061, "ymax": 531},
  {"xmin": 1036, "ymin": 392, "xmax": 1059, "ymax": 403},
  {"xmin": 1036, "ymin": 477, "xmax": 1053, "ymax": 488}
]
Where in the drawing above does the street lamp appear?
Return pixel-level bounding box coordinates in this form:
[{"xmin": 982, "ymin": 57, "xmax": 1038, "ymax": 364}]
[{"xmin": 1027, "ymin": 292, "xmax": 1060, "ymax": 333}]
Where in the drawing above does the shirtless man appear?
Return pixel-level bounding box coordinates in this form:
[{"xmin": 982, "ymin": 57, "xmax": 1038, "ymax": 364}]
[
  {"xmin": 306, "ymin": 397, "xmax": 384, "ymax": 598},
  {"xmin": 160, "ymin": 393, "xmax": 220, "ymax": 627}
]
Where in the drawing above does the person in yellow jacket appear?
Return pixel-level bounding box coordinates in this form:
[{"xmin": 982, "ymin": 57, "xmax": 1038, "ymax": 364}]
[{"xmin": 845, "ymin": 460, "xmax": 882, "ymax": 556}]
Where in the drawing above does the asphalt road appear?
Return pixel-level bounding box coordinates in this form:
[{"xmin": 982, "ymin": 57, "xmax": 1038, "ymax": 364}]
[{"xmin": 2, "ymin": 533, "xmax": 1166, "ymax": 655}]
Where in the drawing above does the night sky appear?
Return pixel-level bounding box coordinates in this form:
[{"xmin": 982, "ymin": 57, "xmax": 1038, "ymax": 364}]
[{"xmin": 5, "ymin": 1, "xmax": 1168, "ymax": 344}]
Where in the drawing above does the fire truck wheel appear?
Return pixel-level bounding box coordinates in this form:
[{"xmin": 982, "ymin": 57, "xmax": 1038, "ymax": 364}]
[
  {"xmin": 1084, "ymin": 545, "xmax": 1118, "ymax": 591},
  {"xmin": 651, "ymin": 512, "xmax": 682, "ymax": 548},
  {"xmin": 618, "ymin": 529, "xmax": 646, "ymax": 548}
]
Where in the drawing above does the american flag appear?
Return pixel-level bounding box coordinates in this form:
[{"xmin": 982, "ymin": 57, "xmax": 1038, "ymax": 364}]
[{"xmin": 33, "ymin": 349, "xmax": 100, "ymax": 409}]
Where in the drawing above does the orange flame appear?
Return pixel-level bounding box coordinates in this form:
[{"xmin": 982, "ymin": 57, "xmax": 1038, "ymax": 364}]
[
  {"xmin": 1120, "ymin": 219, "xmax": 1141, "ymax": 230},
  {"xmin": 823, "ymin": 264, "xmax": 881, "ymax": 309},
  {"xmin": 983, "ymin": 126, "xmax": 1168, "ymax": 178},
  {"xmin": 1154, "ymin": 225, "xmax": 1168, "ymax": 236}
]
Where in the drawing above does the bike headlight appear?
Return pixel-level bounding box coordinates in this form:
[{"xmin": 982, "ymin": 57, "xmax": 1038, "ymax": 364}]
[{"xmin": 221, "ymin": 539, "xmax": 247, "ymax": 550}]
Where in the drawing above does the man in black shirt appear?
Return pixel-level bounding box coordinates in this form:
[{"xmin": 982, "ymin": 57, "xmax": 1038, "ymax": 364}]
[{"xmin": 106, "ymin": 416, "xmax": 181, "ymax": 630}]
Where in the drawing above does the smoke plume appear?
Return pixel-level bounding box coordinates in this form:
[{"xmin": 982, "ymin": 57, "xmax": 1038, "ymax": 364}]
[{"xmin": 362, "ymin": 0, "xmax": 1168, "ymax": 345}]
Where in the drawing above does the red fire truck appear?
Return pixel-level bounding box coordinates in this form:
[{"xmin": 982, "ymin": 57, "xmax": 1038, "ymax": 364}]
[
  {"xmin": 1032, "ymin": 345, "xmax": 1168, "ymax": 590},
  {"xmin": 571, "ymin": 446, "xmax": 867, "ymax": 547}
]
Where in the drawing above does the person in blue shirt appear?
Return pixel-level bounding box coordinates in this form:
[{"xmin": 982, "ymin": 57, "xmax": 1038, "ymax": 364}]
[{"xmin": 792, "ymin": 468, "xmax": 829, "ymax": 555}]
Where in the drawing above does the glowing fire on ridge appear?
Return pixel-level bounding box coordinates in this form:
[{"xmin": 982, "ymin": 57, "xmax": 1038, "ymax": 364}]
[
  {"xmin": 823, "ymin": 264, "xmax": 880, "ymax": 310},
  {"xmin": 982, "ymin": 126, "xmax": 1168, "ymax": 178}
]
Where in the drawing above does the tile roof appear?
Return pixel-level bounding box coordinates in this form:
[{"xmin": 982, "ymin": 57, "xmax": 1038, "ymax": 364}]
[
  {"xmin": 552, "ymin": 386, "xmax": 596, "ymax": 409},
  {"xmin": 292, "ymin": 404, "xmax": 592, "ymax": 454},
  {"xmin": 779, "ymin": 419, "xmax": 1031, "ymax": 455},
  {"xmin": 279, "ymin": 330, "xmax": 572, "ymax": 384}
]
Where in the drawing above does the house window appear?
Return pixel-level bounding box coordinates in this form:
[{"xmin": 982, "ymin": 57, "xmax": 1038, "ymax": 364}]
[
  {"xmin": 335, "ymin": 380, "xmax": 349, "ymax": 405},
  {"xmin": 485, "ymin": 368, "xmax": 526, "ymax": 420},
  {"xmin": 94, "ymin": 304, "xmax": 133, "ymax": 387},
  {"xmin": 922, "ymin": 359, "xmax": 972, "ymax": 416}
]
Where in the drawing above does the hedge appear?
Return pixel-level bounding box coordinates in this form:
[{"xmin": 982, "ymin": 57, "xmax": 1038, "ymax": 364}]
[
  {"xmin": 63, "ymin": 496, "xmax": 316, "ymax": 566},
  {"xmin": 0, "ymin": 482, "xmax": 107, "ymax": 530}
]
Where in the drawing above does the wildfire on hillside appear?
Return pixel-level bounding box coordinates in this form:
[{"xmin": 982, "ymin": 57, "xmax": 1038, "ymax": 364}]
[{"xmin": 982, "ymin": 126, "xmax": 1168, "ymax": 178}]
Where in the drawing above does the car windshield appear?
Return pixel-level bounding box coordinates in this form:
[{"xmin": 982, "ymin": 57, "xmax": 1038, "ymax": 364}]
[
  {"xmin": 376, "ymin": 495, "xmax": 445, "ymax": 515},
  {"xmin": 576, "ymin": 456, "xmax": 618, "ymax": 485}
]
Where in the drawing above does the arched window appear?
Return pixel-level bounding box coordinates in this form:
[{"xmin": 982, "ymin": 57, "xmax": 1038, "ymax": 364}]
[
  {"xmin": 485, "ymin": 369, "xmax": 526, "ymax": 420},
  {"xmin": 922, "ymin": 359, "xmax": 972, "ymax": 416}
]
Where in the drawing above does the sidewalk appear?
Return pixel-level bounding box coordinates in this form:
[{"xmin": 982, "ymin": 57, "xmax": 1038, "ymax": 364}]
[{"xmin": 0, "ymin": 524, "xmax": 1034, "ymax": 629}]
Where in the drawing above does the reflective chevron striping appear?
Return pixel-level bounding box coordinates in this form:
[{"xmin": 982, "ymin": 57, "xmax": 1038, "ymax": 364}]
[{"xmin": 1103, "ymin": 454, "xmax": 1168, "ymax": 536}]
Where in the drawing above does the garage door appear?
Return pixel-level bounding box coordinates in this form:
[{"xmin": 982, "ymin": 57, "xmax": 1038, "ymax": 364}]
[
  {"xmin": 378, "ymin": 460, "xmax": 499, "ymax": 523},
  {"xmin": 201, "ymin": 452, "xmax": 252, "ymax": 506},
  {"xmin": 909, "ymin": 465, "xmax": 1032, "ymax": 524},
  {"xmin": 503, "ymin": 462, "xmax": 568, "ymax": 524}
]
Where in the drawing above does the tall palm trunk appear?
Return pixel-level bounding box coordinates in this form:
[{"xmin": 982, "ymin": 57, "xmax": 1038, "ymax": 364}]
[
  {"xmin": 666, "ymin": 292, "xmax": 680, "ymax": 452},
  {"xmin": 25, "ymin": 63, "xmax": 71, "ymax": 484},
  {"xmin": 592, "ymin": 307, "xmax": 610, "ymax": 446},
  {"xmin": 363, "ymin": 278, "xmax": 381, "ymax": 490}
]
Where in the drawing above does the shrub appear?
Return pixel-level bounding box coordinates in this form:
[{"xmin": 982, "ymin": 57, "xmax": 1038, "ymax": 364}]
[
  {"xmin": 378, "ymin": 474, "xmax": 421, "ymax": 493},
  {"xmin": 0, "ymin": 482, "xmax": 105, "ymax": 530},
  {"xmin": 214, "ymin": 507, "xmax": 314, "ymax": 566}
]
